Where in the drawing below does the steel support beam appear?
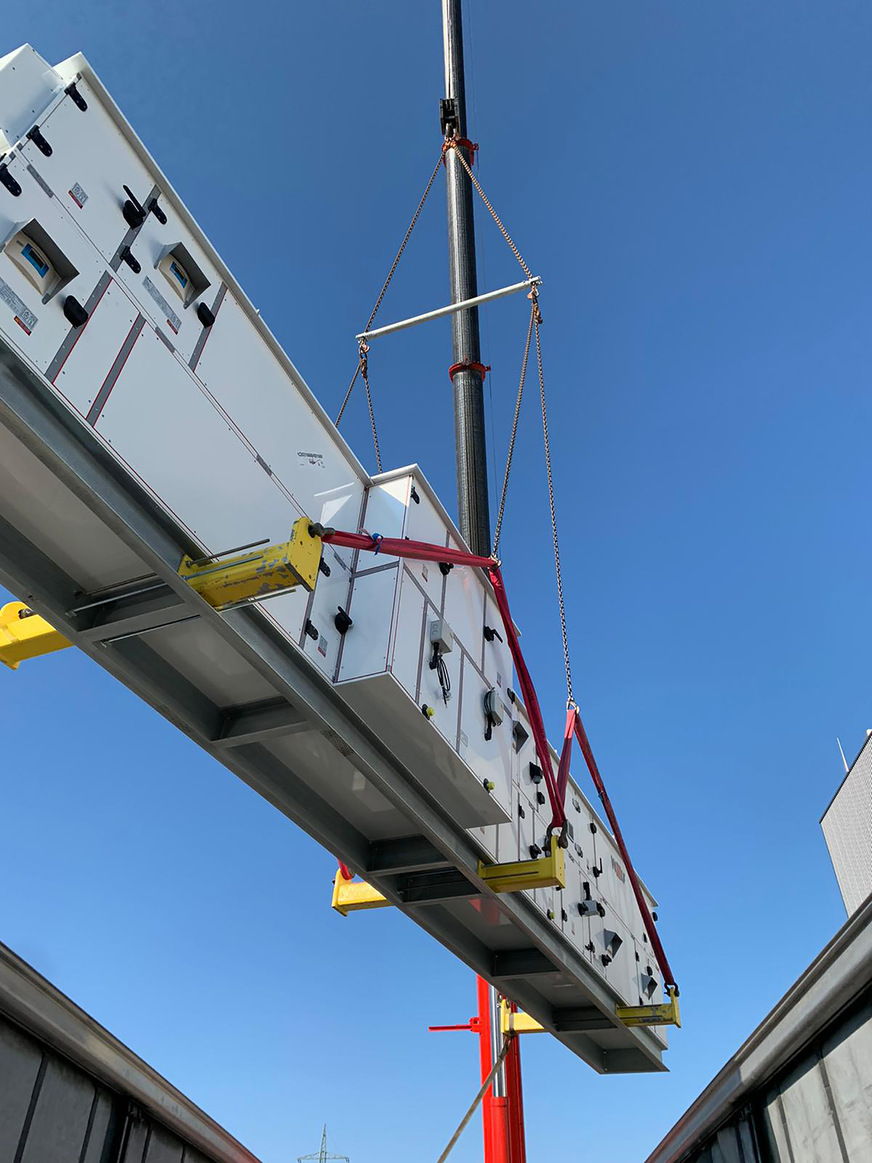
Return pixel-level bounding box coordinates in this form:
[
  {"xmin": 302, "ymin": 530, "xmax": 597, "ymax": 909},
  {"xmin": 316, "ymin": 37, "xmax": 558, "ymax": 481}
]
[
  {"xmin": 492, "ymin": 949, "xmax": 559, "ymax": 981},
  {"xmin": 214, "ymin": 699, "xmax": 310, "ymax": 748},
  {"xmin": 0, "ymin": 342, "xmax": 665, "ymax": 1074},
  {"xmin": 367, "ymin": 835, "xmax": 451, "ymax": 876}
]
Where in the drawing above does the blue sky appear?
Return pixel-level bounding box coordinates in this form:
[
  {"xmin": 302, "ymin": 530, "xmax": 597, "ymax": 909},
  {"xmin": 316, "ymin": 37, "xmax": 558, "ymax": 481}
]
[{"xmin": 1, "ymin": 2, "xmax": 870, "ymax": 1160}]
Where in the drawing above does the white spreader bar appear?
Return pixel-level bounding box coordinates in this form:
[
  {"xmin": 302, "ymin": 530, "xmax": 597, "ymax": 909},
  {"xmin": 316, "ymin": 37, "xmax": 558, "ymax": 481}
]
[{"xmin": 356, "ymin": 277, "xmax": 542, "ymax": 342}]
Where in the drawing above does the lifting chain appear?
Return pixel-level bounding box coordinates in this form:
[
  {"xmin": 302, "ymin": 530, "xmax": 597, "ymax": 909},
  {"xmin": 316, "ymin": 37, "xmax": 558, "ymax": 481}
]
[
  {"xmin": 357, "ymin": 340, "xmax": 382, "ymax": 473},
  {"xmin": 445, "ymin": 139, "xmax": 533, "ymax": 280},
  {"xmin": 533, "ymin": 304, "xmax": 573, "ymax": 707},
  {"xmin": 491, "ymin": 296, "xmax": 536, "ymax": 558},
  {"xmin": 335, "ymin": 151, "xmax": 445, "ymax": 444}
]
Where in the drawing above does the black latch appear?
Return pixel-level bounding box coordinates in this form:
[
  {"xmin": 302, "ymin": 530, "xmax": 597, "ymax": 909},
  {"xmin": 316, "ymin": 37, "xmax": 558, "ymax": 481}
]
[
  {"xmin": 483, "ymin": 625, "xmax": 503, "ymax": 643},
  {"xmin": 438, "ymin": 561, "xmax": 453, "ymax": 576},
  {"xmin": 0, "ymin": 164, "xmax": 21, "ymax": 198},
  {"xmin": 528, "ymin": 843, "xmax": 542, "ymax": 859},
  {"xmin": 528, "ymin": 762, "xmax": 543, "ymax": 785},
  {"xmin": 122, "ymin": 185, "xmax": 146, "ymax": 229},
  {"xmin": 334, "ymin": 607, "xmax": 353, "ymax": 635},
  {"xmin": 410, "ymin": 485, "xmax": 420, "ymax": 504},
  {"xmin": 197, "ymin": 303, "xmax": 215, "ymax": 328},
  {"xmin": 535, "ymin": 790, "xmax": 546, "ymax": 806},
  {"xmin": 120, "ymin": 246, "xmax": 141, "ymax": 274},
  {"xmin": 517, "ymin": 802, "xmax": 526, "ymax": 819},
  {"xmin": 318, "ymin": 558, "xmax": 331, "ymax": 577},
  {"xmin": 440, "ymin": 97, "xmax": 460, "ymax": 137},
  {"xmin": 63, "ymin": 296, "xmax": 89, "ymax": 328},
  {"xmin": 147, "ymin": 194, "xmax": 167, "ymax": 225},
  {"xmin": 65, "ymin": 82, "xmax": 88, "ymax": 112},
  {"xmin": 26, "ymin": 126, "xmax": 52, "ymax": 157},
  {"xmin": 304, "ymin": 619, "xmax": 319, "ymax": 641}
]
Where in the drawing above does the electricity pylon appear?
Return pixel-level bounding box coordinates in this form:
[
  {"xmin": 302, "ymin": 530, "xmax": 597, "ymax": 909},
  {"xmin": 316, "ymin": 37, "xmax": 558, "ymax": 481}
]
[{"xmin": 298, "ymin": 1125, "xmax": 349, "ymax": 1163}]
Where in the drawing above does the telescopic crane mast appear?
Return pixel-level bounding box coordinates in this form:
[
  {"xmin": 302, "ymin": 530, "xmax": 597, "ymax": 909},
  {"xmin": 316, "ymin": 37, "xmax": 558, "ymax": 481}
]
[{"xmin": 441, "ymin": 4, "xmax": 526, "ymax": 1162}]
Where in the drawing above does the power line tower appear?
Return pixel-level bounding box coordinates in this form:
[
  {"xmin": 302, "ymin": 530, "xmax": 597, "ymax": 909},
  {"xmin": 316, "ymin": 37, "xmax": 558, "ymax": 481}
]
[{"xmin": 297, "ymin": 1126, "xmax": 349, "ymax": 1163}]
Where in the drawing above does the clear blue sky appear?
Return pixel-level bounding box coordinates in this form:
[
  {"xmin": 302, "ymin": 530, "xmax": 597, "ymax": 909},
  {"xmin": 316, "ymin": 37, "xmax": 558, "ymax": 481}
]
[{"xmin": 1, "ymin": 3, "xmax": 869, "ymax": 1160}]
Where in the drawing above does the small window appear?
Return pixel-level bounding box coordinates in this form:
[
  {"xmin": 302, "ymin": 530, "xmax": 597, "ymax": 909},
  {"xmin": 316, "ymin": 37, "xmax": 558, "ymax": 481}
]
[
  {"xmin": 3, "ymin": 219, "xmax": 79, "ymax": 302},
  {"xmin": 155, "ymin": 242, "xmax": 210, "ymax": 307}
]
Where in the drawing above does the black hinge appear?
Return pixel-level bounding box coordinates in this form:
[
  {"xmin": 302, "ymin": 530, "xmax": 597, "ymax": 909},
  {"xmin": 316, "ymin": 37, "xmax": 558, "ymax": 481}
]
[
  {"xmin": 0, "ymin": 163, "xmax": 21, "ymax": 197},
  {"xmin": 26, "ymin": 125, "xmax": 52, "ymax": 157},
  {"xmin": 65, "ymin": 82, "xmax": 88, "ymax": 112}
]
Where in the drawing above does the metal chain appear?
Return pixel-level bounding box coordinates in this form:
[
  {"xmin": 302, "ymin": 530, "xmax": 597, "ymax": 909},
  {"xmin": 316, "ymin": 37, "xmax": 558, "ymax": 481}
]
[
  {"xmin": 447, "ymin": 140, "xmax": 533, "ymax": 280},
  {"xmin": 358, "ymin": 341, "xmax": 382, "ymax": 473},
  {"xmin": 336, "ymin": 152, "xmax": 445, "ymax": 428},
  {"xmin": 491, "ymin": 299, "xmax": 536, "ymax": 557},
  {"xmin": 534, "ymin": 311, "xmax": 573, "ymax": 706}
]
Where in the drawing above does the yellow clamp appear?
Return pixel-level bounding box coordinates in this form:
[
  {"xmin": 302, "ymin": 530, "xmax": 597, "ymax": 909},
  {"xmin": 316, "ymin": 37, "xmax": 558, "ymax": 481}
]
[
  {"xmin": 617, "ymin": 985, "xmax": 681, "ymax": 1028},
  {"xmin": 0, "ymin": 602, "xmax": 70, "ymax": 670},
  {"xmin": 331, "ymin": 869, "xmax": 391, "ymax": 917},
  {"xmin": 179, "ymin": 517, "xmax": 323, "ymax": 609},
  {"xmin": 477, "ymin": 834, "xmax": 566, "ymax": 894},
  {"xmin": 500, "ymin": 999, "xmax": 544, "ymax": 1035}
]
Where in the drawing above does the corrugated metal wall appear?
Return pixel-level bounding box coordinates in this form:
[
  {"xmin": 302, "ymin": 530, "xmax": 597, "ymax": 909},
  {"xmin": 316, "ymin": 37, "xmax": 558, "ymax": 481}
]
[
  {"xmin": 672, "ymin": 993, "xmax": 872, "ymax": 1163},
  {"xmin": 0, "ymin": 1009, "xmax": 215, "ymax": 1163}
]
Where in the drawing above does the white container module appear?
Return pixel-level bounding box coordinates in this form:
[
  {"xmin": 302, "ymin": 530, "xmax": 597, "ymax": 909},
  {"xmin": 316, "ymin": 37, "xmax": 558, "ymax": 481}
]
[
  {"xmin": 337, "ymin": 469, "xmax": 514, "ymax": 830},
  {"xmin": 0, "ymin": 45, "xmax": 672, "ymax": 1066}
]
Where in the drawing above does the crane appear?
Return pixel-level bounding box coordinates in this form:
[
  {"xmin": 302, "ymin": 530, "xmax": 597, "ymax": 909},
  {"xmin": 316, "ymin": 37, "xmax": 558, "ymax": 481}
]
[{"xmin": 297, "ymin": 1125, "xmax": 349, "ymax": 1163}]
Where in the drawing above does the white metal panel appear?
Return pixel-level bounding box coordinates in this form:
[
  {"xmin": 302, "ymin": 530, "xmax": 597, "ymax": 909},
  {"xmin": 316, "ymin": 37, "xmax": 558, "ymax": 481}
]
[
  {"xmin": 337, "ymin": 565, "xmax": 398, "ymax": 681},
  {"xmin": 18, "ymin": 80, "xmax": 154, "ymax": 264},
  {"xmin": 457, "ymin": 656, "xmax": 512, "ymax": 820},
  {"xmin": 443, "ymin": 564, "xmax": 485, "ymax": 674},
  {"xmin": 0, "ymin": 177, "xmax": 105, "ymax": 381},
  {"xmin": 390, "ymin": 568, "xmax": 426, "ymax": 700},
  {"xmin": 0, "ymin": 422, "xmax": 147, "ymax": 590},
  {"xmin": 419, "ymin": 607, "xmax": 462, "ymax": 746},
  {"xmin": 402, "ymin": 483, "xmax": 448, "ymax": 607},
  {"xmin": 299, "ymin": 542, "xmax": 354, "ymax": 680},
  {"xmin": 111, "ymin": 195, "xmax": 221, "ymax": 364},
  {"xmin": 363, "ymin": 475, "xmax": 409, "ymax": 540},
  {"xmin": 94, "ymin": 325, "xmax": 300, "ymax": 554},
  {"xmin": 482, "ymin": 592, "xmax": 512, "ymax": 691},
  {"xmin": 50, "ymin": 278, "xmax": 138, "ymax": 416},
  {"xmin": 193, "ymin": 293, "xmax": 364, "ymax": 530},
  {"xmin": 338, "ymin": 672, "xmax": 510, "ymax": 827},
  {"xmin": 0, "ymin": 46, "xmax": 60, "ymax": 151}
]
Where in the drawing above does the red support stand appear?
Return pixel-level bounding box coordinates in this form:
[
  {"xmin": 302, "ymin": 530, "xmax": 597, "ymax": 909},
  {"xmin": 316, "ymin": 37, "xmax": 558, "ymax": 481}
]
[{"xmin": 431, "ymin": 978, "xmax": 527, "ymax": 1163}]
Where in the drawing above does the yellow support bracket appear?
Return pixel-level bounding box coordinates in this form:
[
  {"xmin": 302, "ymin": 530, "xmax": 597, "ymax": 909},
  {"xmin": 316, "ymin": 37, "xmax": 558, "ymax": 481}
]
[
  {"xmin": 477, "ymin": 835, "xmax": 566, "ymax": 894},
  {"xmin": 0, "ymin": 602, "xmax": 71, "ymax": 670},
  {"xmin": 617, "ymin": 986, "xmax": 681, "ymax": 1028},
  {"xmin": 331, "ymin": 869, "xmax": 391, "ymax": 917},
  {"xmin": 179, "ymin": 517, "xmax": 323, "ymax": 609},
  {"xmin": 500, "ymin": 1000, "xmax": 544, "ymax": 1034}
]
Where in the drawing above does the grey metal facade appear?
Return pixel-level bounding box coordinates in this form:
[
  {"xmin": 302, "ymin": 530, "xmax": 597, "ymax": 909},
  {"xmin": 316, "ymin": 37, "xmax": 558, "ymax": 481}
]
[
  {"xmin": 0, "ymin": 941, "xmax": 260, "ymax": 1163},
  {"xmin": 822, "ymin": 735, "xmax": 872, "ymax": 917},
  {"xmin": 645, "ymin": 893, "xmax": 872, "ymax": 1163}
]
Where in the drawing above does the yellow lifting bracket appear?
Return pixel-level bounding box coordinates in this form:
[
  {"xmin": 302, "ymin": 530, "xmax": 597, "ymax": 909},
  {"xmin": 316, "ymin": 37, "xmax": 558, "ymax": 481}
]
[
  {"xmin": 331, "ymin": 869, "xmax": 391, "ymax": 917},
  {"xmin": 477, "ymin": 834, "xmax": 566, "ymax": 894},
  {"xmin": 499, "ymin": 999, "xmax": 544, "ymax": 1035},
  {"xmin": 0, "ymin": 602, "xmax": 71, "ymax": 670},
  {"xmin": 179, "ymin": 517, "xmax": 324, "ymax": 609},
  {"xmin": 617, "ymin": 985, "xmax": 681, "ymax": 1028}
]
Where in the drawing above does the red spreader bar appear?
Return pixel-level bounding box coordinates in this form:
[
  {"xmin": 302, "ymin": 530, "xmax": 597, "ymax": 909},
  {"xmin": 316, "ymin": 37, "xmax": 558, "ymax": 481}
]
[
  {"xmin": 571, "ymin": 710, "xmax": 677, "ymax": 992},
  {"xmin": 324, "ymin": 527, "xmax": 677, "ymax": 991}
]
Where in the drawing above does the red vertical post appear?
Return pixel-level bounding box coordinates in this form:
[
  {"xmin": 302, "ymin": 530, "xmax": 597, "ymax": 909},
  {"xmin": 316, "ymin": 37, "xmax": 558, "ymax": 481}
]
[
  {"xmin": 476, "ymin": 978, "xmax": 527, "ymax": 1163},
  {"xmin": 504, "ymin": 1022, "xmax": 527, "ymax": 1163}
]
